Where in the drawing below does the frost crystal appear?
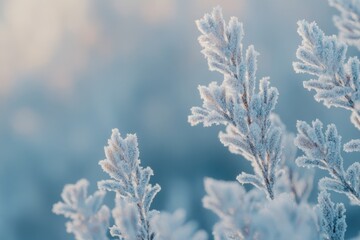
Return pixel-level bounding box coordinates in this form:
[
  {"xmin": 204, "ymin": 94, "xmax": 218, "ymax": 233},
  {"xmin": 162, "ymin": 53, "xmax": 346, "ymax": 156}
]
[
  {"xmin": 329, "ymin": 0, "xmax": 360, "ymax": 50},
  {"xmin": 52, "ymin": 179, "xmax": 110, "ymax": 240},
  {"xmin": 98, "ymin": 129, "xmax": 161, "ymax": 239},
  {"xmin": 293, "ymin": 20, "xmax": 360, "ymax": 130},
  {"xmin": 189, "ymin": 6, "xmax": 282, "ymax": 199},
  {"xmin": 295, "ymin": 120, "xmax": 360, "ymax": 205}
]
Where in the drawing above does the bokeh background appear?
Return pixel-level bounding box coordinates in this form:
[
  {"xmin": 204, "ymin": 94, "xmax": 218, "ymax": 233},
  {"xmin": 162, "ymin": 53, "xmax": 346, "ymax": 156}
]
[{"xmin": 0, "ymin": 0, "xmax": 359, "ymax": 239}]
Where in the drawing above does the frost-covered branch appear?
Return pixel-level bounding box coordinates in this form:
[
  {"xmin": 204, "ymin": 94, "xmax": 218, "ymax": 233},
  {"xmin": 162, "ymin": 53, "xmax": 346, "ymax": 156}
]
[
  {"xmin": 52, "ymin": 179, "xmax": 110, "ymax": 240},
  {"xmin": 295, "ymin": 119, "xmax": 360, "ymax": 205},
  {"xmin": 316, "ymin": 191, "xmax": 347, "ymax": 240},
  {"xmin": 189, "ymin": 6, "xmax": 282, "ymax": 199},
  {"xmin": 98, "ymin": 129, "xmax": 161, "ymax": 239},
  {"xmin": 329, "ymin": 0, "xmax": 360, "ymax": 50},
  {"xmin": 293, "ymin": 20, "xmax": 360, "ymax": 130}
]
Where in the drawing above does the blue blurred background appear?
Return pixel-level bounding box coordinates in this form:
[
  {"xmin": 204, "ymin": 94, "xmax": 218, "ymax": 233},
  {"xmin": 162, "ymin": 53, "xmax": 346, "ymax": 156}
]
[{"xmin": 0, "ymin": 0, "xmax": 359, "ymax": 239}]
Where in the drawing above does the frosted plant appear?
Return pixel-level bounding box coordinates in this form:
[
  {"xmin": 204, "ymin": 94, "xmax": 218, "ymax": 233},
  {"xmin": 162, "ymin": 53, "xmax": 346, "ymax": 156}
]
[
  {"xmin": 316, "ymin": 191, "xmax": 347, "ymax": 240},
  {"xmin": 189, "ymin": 6, "xmax": 282, "ymax": 200},
  {"xmin": 190, "ymin": 7, "xmax": 330, "ymax": 240},
  {"xmin": 54, "ymin": 129, "xmax": 205, "ymax": 240},
  {"xmin": 295, "ymin": 119, "xmax": 360, "ymax": 205},
  {"xmin": 150, "ymin": 210, "xmax": 208, "ymax": 240},
  {"xmin": 97, "ymin": 128, "xmax": 161, "ymax": 239},
  {"xmin": 329, "ymin": 0, "xmax": 360, "ymax": 50},
  {"xmin": 52, "ymin": 179, "xmax": 110, "ymax": 240},
  {"xmin": 293, "ymin": 20, "xmax": 360, "ymax": 130}
]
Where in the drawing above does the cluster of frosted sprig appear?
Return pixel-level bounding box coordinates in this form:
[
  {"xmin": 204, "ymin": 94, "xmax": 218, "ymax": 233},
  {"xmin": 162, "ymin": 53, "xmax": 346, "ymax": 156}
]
[
  {"xmin": 295, "ymin": 119, "xmax": 360, "ymax": 205},
  {"xmin": 329, "ymin": 0, "xmax": 360, "ymax": 50},
  {"xmin": 189, "ymin": 6, "xmax": 282, "ymax": 200},
  {"xmin": 52, "ymin": 179, "xmax": 110, "ymax": 240},
  {"xmin": 293, "ymin": 20, "xmax": 360, "ymax": 130},
  {"xmin": 54, "ymin": 129, "xmax": 206, "ymax": 240}
]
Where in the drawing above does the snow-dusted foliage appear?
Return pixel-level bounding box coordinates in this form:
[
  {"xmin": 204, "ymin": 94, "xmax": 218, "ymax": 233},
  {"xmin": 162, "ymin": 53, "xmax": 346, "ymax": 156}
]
[
  {"xmin": 54, "ymin": 129, "xmax": 205, "ymax": 240},
  {"xmin": 293, "ymin": 20, "xmax": 360, "ymax": 130},
  {"xmin": 97, "ymin": 129, "xmax": 161, "ymax": 239},
  {"xmin": 52, "ymin": 179, "xmax": 110, "ymax": 240},
  {"xmin": 150, "ymin": 210, "xmax": 208, "ymax": 240},
  {"xmin": 189, "ymin": 6, "xmax": 282, "ymax": 199},
  {"xmin": 329, "ymin": 0, "xmax": 360, "ymax": 50},
  {"xmin": 54, "ymin": 4, "xmax": 360, "ymax": 240},
  {"xmin": 295, "ymin": 120, "xmax": 360, "ymax": 205},
  {"xmin": 316, "ymin": 191, "xmax": 347, "ymax": 240},
  {"xmin": 203, "ymin": 178, "xmax": 319, "ymax": 240}
]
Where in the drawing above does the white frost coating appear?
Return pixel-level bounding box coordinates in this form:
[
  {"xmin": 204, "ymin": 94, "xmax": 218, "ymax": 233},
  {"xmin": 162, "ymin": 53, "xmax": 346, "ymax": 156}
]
[
  {"xmin": 189, "ymin": 6, "xmax": 282, "ymax": 200},
  {"xmin": 329, "ymin": 0, "xmax": 360, "ymax": 50},
  {"xmin": 52, "ymin": 179, "xmax": 110, "ymax": 240}
]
